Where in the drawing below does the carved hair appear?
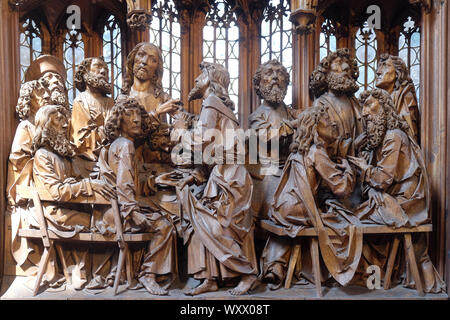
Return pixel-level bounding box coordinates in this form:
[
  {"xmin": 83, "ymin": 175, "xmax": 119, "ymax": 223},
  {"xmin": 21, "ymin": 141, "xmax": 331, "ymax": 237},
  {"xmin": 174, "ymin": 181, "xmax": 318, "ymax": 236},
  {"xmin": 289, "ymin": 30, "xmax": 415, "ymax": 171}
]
[
  {"xmin": 104, "ymin": 95, "xmax": 151, "ymax": 142},
  {"xmin": 359, "ymin": 88, "xmax": 410, "ymax": 132},
  {"xmin": 74, "ymin": 57, "xmax": 106, "ymax": 92},
  {"xmin": 309, "ymin": 48, "xmax": 359, "ymax": 99},
  {"xmin": 253, "ymin": 59, "xmax": 290, "ymax": 98},
  {"xmin": 121, "ymin": 42, "xmax": 164, "ymax": 96},
  {"xmin": 378, "ymin": 53, "xmax": 414, "ymax": 91},
  {"xmin": 200, "ymin": 61, "xmax": 235, "ymax": 111},
  {"xmin": 16, "ymin": 80, "xmax": 39, "ymax": 121},
  {"xmin": 290, "ymin": 106, "xmax": 328, "ymax": 154},
  {"xmin": 33, "ymin": 104, "xmax": 73, "ymax": 156}
]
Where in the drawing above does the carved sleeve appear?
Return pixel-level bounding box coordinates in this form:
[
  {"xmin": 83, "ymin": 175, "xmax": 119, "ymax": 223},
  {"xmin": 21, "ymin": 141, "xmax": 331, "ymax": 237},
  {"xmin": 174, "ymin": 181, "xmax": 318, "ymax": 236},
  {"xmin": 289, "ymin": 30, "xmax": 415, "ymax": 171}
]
[
  {"xmin": 249, "ymin": 111, "xmax": 294, "ymax": 142},
  {"xmin": 71, "ymin": 99, "xmax": 92, "ymax": 149},
  {"xmin": 112, "ymin": 140, "xmax": 139, "ymax": 219},
  {"xmin": 362, "ymin": 132, "xmax": 401, "ymax": 191},
  {"xmin": 9, "ymin": 121, "xmax": 33, "ymax": 175},
  {"xmin": 312, "ymin": 146, "xmax": 355, "ymax": 198},
  {"xmin": 33, "ymin": 150, "xmax": 93, "ymax": 202}
]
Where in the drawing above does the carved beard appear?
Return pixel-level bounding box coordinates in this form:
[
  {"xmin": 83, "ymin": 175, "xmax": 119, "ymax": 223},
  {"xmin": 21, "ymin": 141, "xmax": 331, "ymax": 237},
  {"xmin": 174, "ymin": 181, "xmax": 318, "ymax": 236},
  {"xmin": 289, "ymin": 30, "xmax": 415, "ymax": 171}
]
[
  {"xmin": 43, "ymin": 126, "xmax": 75, "ymax": 157},
  {"xmin": 188, "ymin": 82, "xmax": 206, "ymax": 102},
  {"xmin": 134, "ymin": 64, "xmax": 158, "ymax": 85},
  {"xmin": 85, "ymin": 72, "xmax": 112, "ymax": 95},
  {"xmin": 259, "ymin": 82, "xmax": 287, "ymax": 105},
  {"xmin": 50, "ymin": 89, "xmax": 69, "ymax": 109},
  {"xmin": 366, "ymin": 111, "xmax": 387, "ymax": 150},
  {"xmin": 326, "ymin": 72, "xmax": 359, "ymax": 96}
]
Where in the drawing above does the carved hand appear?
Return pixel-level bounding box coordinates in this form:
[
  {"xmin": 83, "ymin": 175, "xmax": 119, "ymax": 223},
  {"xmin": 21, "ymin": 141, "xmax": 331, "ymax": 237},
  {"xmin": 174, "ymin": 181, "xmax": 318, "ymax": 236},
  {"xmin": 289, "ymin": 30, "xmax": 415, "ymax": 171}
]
[
  {"xmin": 347, "ymin": 155, "xmax": 369, "ymax": 172},
  {"xmin": 90, "ymin": 179, "xmax": 116, "ymax": 200},
  {"xmin": 368, "ymin": 187, "xmax": 384, "ymax": 207},
  {"xmin": 156, "ymin": 99, "xmax": 182, "ymax": 116}
]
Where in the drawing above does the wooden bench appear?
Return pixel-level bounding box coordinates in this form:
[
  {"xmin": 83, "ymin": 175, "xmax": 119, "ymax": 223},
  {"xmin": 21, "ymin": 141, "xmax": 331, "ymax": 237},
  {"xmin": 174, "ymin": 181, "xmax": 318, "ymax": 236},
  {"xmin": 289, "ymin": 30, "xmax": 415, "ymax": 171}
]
[
  {"xmin": 260, "ymin": 219, "xmax": 433, "ymax": 297},
  {"xmin": 16, "ymin": 184, "xmax": 153, "ymax": 296}
]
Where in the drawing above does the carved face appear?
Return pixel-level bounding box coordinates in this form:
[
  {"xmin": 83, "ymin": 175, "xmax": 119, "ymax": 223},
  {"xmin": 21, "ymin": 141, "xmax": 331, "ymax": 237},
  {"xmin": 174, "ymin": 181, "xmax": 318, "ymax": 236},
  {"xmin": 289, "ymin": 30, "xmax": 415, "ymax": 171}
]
[
  {"xmin": 362, "ymin": 95, "xmax": 382, "ymax": 119},
  {"xmin": 133, "ymin": 45, "xmax": 160, "ymax": 82},
  {"xmin": 49, "ymin": 110, "xmax": 69, "ymax": 136},
  {"xmin": 259, "ymin": 64, "xmax": 288, "ymax": 104},
  {"xmin": 317, "ymin": 112, "xmax": 338, "ymax": 143},
  {"xmin": 330, "ymin": 56, "xmax": 352, "ymax": 79},
  {"xmin": 85, "ymin": 58, "xmax": 112, "ymax": 95},
  {"xmin": 89, "ymin": 58, "xmax": 109, "ymax": 82},
  {"xmin": 326, "ymin": 56, "xmax": 359, "ymax": 96},
  {"xmin": 188, "ymin": 71, "xmax": 209, "ymax": 102},
  {"xmin": 121, "ymin": 106, "xmax": 142, "ymax": 140},
  {"xmin": 31, "ymin": 83, "xmax": 51, "ymax": 113},
  {"xmin": 362, "ymin": 95, "xmax": 386, "ymax": 149},
  {"xmin": 40, "ymin": 72, "xmax": 68, "ymax": 108},
  {"xmin": 376, "ymin": 58, "xmax": 396, "ymax": 90}
]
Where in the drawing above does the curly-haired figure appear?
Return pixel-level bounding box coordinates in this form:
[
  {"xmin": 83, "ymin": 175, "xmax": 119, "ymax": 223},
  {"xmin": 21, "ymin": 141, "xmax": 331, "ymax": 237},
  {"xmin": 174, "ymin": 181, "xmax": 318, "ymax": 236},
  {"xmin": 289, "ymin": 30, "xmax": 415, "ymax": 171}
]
[
  {"xmin": 7, "ymin": 56, "xmax": 68, "ymax": 281},
  {"xmin": 348, "ymin": 89, "xmax": 445, "ymax": 293},
  {"xmin": 309, "ymin": 48, "xmax": 363, "ymax": 158},
  {"xmin": 71, "ymin": 57, "xmax": 114, "ymax": 163},
  {"xmin": 261, "ymin": 106, "xmax": 362, "ymax": 288},
  {"xmin": 248, "ymin": 60, "xmax": 299, "ymax": 221},
  {"xmin": 376, "ymin": 54, "xmax": 420, "ymax": 143},
  {"xmin": 96, "ymin": 96, "xmax": 177, "ymax": 295}
]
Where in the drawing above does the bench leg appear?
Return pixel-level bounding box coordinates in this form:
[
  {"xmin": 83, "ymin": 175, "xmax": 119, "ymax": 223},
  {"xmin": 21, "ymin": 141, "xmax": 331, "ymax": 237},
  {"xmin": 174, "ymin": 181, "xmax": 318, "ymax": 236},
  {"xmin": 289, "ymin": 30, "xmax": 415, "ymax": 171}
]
[
  {"xmin": 285, "ymin": 244, "xmax": 301, "ymax": 289},
  {"xmin": 310, "ymin": 238, "xmax": 322, "ymax": 297},
  {"xmin": 55, "ymin": 244, "xmax": 71, "ymax": 285},
  {"xmin": 383, "ymin": 236, "xmax": 400, "ymax": 290},
  {"xmin": 33, "ymin": 242, "xmax": 54, "ymax": 296},
  {"xmin": 403, "ymin": 233, "xmax": 424, "ymax": 296}
]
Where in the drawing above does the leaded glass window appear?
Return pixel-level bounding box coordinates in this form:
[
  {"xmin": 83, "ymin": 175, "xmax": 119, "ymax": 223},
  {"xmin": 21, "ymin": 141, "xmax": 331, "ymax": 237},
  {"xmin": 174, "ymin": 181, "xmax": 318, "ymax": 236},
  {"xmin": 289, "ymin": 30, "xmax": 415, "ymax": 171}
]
[
  {"xmin": 63, "ymin": 28, "xmax": 85, "ymax": 104},
  {"xmin": 261, "ymin": 0, "xmax": 293, "ymax": 106},
  {"xmin": 20, "ymin": 18, "xmax": 42, "ymax": 83},
  {"xmin": 355, "ymin": 22, "xmax": 378, "ymax": 97},
  {"xmin": 319, "ymin": 19, "xmax": 337, "ymax": 61},
  {"xmin": 103, "ymin": 15, "xmax": 122, "ymax": 99},
  {"xmin": 203, "ymin": 0, "xmax": 240, "ymax": 116},
  {"xmin": 399, "ymin": 16, "xmax": 421, "ymax": 100},
  {"xmin": 149, "ymin": 0, "xmax": 181, "ymax": 100}
]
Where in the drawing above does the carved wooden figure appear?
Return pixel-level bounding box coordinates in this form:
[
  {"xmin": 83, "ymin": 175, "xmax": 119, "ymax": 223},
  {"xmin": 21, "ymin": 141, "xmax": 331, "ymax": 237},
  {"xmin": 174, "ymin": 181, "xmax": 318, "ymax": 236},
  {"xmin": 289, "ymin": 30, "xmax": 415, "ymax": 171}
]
[
  {"xmin": 170, "ymin": 61, "xmax": 258, "ymax": 296},
  {"xmin": 71, "ymin": 57, "xmax": 114, "ymax": 163},
  {"xmin": 248, "ymin": 60, "xmax": 299, "ymax": 221},
  {"xmin": 98, "ymin": 96, "xmax": 178, "ymax": 295},
  {"xmin": 7, "ymin": 55, "xmax": 69, "ymax": 284},
  {"xmin": 348, "ymin": 89, "xmax": 445, "ymax": 293},
  {"xmin": 375, "ymin": 54, "xmax": 421, "ymax": 144},
  {"xmin": 32, "ymin": 105, "xmax": 115, "ymax": 289}
]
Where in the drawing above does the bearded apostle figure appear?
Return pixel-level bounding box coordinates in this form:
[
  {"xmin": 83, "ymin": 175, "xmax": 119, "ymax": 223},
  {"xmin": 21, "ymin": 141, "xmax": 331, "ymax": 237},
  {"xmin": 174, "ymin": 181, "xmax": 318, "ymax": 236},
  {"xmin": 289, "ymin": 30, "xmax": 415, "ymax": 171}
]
[
  {"xmin": 168, "ymin": 61, "xmax": 258, "ymax": 296},
  {"xmin": 7, "ymin": 55, "xmax": 69, "ymax": 283},
  {"xmin": 348, "ymin": 89, "xmax": 445, "ymax": 293},
  {"xmin": 71, "ymin": 57, "xmax": 114, "ymax": 163},
  {"xmin": 248, "ymin": 60, "xmax": 298, "ymax": 221}
]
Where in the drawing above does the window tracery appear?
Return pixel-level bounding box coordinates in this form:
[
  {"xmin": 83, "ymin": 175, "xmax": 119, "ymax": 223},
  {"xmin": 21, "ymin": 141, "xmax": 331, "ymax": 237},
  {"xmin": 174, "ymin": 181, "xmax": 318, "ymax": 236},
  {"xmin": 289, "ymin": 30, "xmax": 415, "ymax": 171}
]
[
  {"xmin": 63, "ymin": 28, "xmax": 85, "ymax": 104},
  {"xmin": 19, "ymin": 17, "xmax": 42, "ymax": 83},
  {"xmin": 355, "ymin": 22, "xmax": 378, "ymax": 97},
  {"xmin": 149, "ymin": 0, "xmax": 181, "ymax": 99},
  {"xmin": 103, "ymin": 15, "xmax": 123, "ymax": 99},
  {"xmin": 399, "ymin": 16, "xmax": 421, "ymax": 100}
]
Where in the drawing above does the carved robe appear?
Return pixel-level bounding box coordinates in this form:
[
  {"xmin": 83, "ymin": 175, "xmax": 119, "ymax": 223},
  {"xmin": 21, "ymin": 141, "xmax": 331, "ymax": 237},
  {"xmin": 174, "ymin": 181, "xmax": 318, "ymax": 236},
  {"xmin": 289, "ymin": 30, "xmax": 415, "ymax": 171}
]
[
  {"xmin": 248, "ymin": 103, "xmax": 298, "ymax": 220},
  {"xmin": 96, "ymin": 136, "xmax": 177, "ymax": 278},
  {"xmin": 33, "ymin": 147, "xmax": 93, "ymax": 288},
  {"xmin": 391, "ymin": 83, "xmax": 420, "ymax": 143},
  {"xmin": 70, "ymin": 91, "xmax": 114, "ymax": 177},
  {"xmin": 176, "ymin": 94, "xmax": 258, "ymax": 279},
  {"xmin": 313, "ymin": 91, "xmax": 363, "ymax": 157},
  {"xmin": 7, "ymin": 120, "xmax": 40, "ymax": 269},
  {"xmin": 354, "ymin": 129, "xmax": 445, "ymax": 293},
  {"xmin": 261, "ymin": 142, "xmax": 363, "ymax": 286}
]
